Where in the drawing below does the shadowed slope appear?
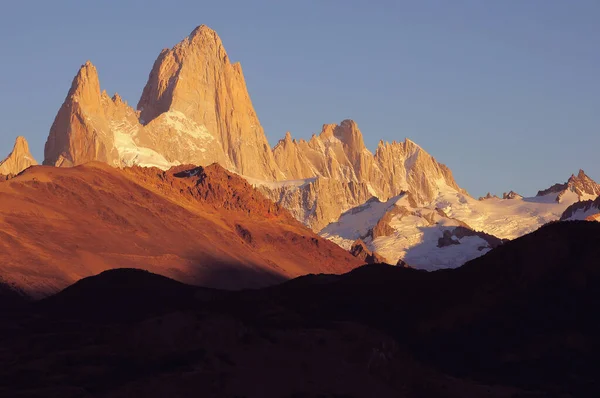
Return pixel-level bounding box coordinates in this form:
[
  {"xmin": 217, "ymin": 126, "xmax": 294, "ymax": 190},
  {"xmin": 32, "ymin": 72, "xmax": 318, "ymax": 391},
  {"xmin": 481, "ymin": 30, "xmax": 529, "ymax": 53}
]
[
  {"xmin": 0, "ymin": 268, "xmax": 524, "ymax": 398},
  {"xmin": 263, "ymin": 221, "xmax": 600, "ymax": 396}
]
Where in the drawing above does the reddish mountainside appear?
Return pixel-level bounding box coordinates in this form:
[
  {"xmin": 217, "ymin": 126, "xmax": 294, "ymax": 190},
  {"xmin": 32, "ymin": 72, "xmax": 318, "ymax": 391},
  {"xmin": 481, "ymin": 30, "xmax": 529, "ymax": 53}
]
[{"xmin": 0, "ymin": 162, "xmax": 360, "ymax": 298}]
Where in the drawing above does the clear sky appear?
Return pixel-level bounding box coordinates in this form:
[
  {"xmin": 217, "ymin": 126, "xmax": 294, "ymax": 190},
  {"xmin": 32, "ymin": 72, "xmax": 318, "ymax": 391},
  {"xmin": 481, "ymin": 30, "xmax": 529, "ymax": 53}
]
[{"xmin": 0, "ymin": 0, "xmax": 598, "ymax": 196}]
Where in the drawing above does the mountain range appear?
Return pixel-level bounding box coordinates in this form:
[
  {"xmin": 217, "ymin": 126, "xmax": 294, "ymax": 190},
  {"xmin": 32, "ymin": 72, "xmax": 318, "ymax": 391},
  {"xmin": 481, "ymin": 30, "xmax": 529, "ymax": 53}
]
[
  {"xmin": 1, "ymin": 22, "xmax": 600, "ymax": 398},
  {"xmin": 1, "ymin": 24, "xmax": 598, "ymax": 275}
]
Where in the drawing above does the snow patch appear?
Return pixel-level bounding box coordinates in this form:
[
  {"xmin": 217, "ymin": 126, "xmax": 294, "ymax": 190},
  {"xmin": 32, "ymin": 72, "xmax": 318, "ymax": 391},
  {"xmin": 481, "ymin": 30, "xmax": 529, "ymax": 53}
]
[{"xmin": 112, "ymin": 121, "xmax": 178, "ymax": 170}]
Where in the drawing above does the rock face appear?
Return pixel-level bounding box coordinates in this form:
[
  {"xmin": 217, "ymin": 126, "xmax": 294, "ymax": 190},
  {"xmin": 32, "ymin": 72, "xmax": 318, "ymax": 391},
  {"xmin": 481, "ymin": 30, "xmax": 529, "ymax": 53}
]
[
  {"xmin": 44, "ymin": 26, "xmax": 279, "ymax": 180},
  {"xmin": 272, "ymin": 121, "xmax": 463, "ymax": 202},
  {"xmin": 502, "ymin": 191, "xmax": 522, "ymax": 200},
  {"xmin": 0, "ymin": 136, "xmax": 37, "ymax": 175},
  {"xmin": 44, "ymin": 61, "xmax": 121, "ymax": 167},
  {"xmin": 137, "ymin": 25, "xmax": 280, "ymax": 180},
  {"xmin": 478, "ymin": 192, "xmax": 498, "ymax": 201},
  {"xmin": 258, "ymin": 122, "xmax": 464, "ymax": 231},
  {"xmin": 350, "ymin": 239, "xmax": 387, "ymax": 264},
  {"xmin": 537, "ymin": 169, "xmax": 600, "ymax": 202},
  {"xmin": 256, "ymin": 178, "xmax": 376, "ymax": 231},
  {"xmin": 560, "ymin": 196, "xmax": 600, "ymax": 221}
]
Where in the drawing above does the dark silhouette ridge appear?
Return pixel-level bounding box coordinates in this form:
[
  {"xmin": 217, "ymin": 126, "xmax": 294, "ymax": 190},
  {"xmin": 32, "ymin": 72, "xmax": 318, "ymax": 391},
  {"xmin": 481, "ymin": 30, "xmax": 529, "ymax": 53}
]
[{"xmin": 1, "ymin": 221, "xmax": 599, "ymax": 396}]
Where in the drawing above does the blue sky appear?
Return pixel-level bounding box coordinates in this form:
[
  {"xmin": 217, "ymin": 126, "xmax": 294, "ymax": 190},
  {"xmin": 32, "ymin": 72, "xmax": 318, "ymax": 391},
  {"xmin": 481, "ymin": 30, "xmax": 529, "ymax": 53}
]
[{"xmin": 0, "ymin": 0, "xmax": 598, "ymax": 196}]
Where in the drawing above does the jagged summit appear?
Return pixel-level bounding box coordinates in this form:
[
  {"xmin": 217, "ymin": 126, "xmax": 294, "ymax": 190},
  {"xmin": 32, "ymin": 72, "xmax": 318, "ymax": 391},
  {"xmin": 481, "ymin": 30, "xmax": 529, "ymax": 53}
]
[
  {"xmin": 567, "ymin": 169, "xmax": 600, "ymax": 198},
  {"xmin": 44, "ymin": 26, "xmax": 278, "ymax": 180},
  {"xmin": 0, "ymin": 136, "xmax": 37, "ymax": 176},
  {"xmin": 536, "ymin": 169, "xmax": 600, "ymax": 201}
]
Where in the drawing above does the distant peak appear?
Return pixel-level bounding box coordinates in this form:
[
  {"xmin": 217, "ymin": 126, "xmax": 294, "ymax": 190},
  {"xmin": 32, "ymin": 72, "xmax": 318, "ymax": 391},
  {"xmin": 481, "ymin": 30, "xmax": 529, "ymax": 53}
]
[
  {"xmin": 502, "ymin": 191, "xmax": 522, "ymax": 200},
  {"xmin": 0, "ymin": 135, "xmax": 37, "ymax": 175}
]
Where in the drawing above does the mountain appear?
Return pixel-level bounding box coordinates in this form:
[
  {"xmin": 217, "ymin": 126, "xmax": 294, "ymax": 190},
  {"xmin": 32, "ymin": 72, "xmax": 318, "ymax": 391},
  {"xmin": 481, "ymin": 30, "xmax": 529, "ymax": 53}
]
[
  {"xmin": 1, "ymin": 222, "xmax": 598, "ymax": 397},
  {"xmin": 317, "ymin": 168, "xmax": 596, "ymax": 269},
  {"xmin": 42, "ymin": 25, "xmax": 466, "ymax": 234},
  {"xmin": 560, "ymin": 196, "xmax": 600, "ymax": 221},
  {"xmin": 266, "ymin": 221, "xmax": 600, "ymax": 396},
  {"xmin": 320, "ymin": 193, "xmax": 505, "ymax": 269},
  {"xmin": 255, "ymin": 121, "xmax": 464, "ymax": 231},
  {"xmin": 44, "ymin": 26, "xmax": 280, "ymax": 180},
  {"xmin": 0, "ymin": 162, "xmax": 360, "ymax": 298},
  {"xmin": 0, "ymin": 136, "xmax": 37, "ymax": 175},
  {"xmin": 40, "ymin": 24, "xmax": 599, "ymax": 271},
  {"xmin": 537, "ymin": 169, "xmax": 600, "ymax": 201}
]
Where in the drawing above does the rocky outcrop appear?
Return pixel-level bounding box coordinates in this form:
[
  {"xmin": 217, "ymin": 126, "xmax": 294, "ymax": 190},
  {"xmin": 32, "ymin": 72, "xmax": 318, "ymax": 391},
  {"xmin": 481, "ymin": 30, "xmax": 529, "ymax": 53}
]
[
  {"xmin": 0, "ymin": 136, "xmax": 37, "ymax": 175},
  {"xmin": 502, "ymin": 191, "xmax": 522, "ymax": 200},
  {"xmin": 565, "ymin": 169, "xmax": 600, "ymax": 198},
  {"xmin": 256, "ymin": 177, "xmax": 376, "ymax": 231},
  {"xmin": 350, "ymin": 239, "xmax": 387, "ymax": 264},
  {"xmin": 478, "ymin": 192, "xmax": 498, "ymax": 201},
  {"xmin": 371, "ymin": 205, "xmax": 411, "ymax": 239},
  {"xmin": 560, "ymin": 196, "xmax": 600, "ymax": 221},
  {"xmin": 536, "ymin": 182, "xmax": 568, "ymax": 197},
  {"xmin": 537, "ymin": 170, "xmax": 600, "ymax": 202}
]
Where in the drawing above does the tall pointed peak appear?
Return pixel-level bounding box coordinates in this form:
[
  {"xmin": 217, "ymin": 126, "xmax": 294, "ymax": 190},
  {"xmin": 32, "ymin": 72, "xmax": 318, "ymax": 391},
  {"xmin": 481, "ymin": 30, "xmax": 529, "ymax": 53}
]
[
  {"xmin": 73, "ymin": 61, "xmax": 99, "ymax": 87},
  {"xmin": 569, "ymin": 169, "xmax": 592, "ymax": 183},
  {"xmin": 13, "ymin": 136, "xmax": 30, "ymax": 152},
  {"xmin": 334, "ymin": 119, "xmax": 366, "ymax": 153},
  {"xmin": 137, "ymin": 24, "xmax": 280, "ymax": 180},
  {"xmin": 0, "ymin": 136, "xmax": 38, "ymax": 176},
  {"xmin": 67, "ymin": 60, "xmax": 102, "ymax": 107}
]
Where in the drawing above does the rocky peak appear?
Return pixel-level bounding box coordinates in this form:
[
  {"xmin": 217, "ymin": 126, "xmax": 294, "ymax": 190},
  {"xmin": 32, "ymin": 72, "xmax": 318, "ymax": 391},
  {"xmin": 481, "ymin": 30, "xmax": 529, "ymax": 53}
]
[
  {"xmin": 136, "ymin": 25, "xmax": 280, "ymax": 180},
  {"xmin": 502, "ymin": 191, "xmax": 522, "ymax": 200},
  {"xmin": 319, "ymin": 124, "xmax": 337, "ymax": 140},
  {"xmin": 478, "ymin": 192, "xmax": 499, "ymax": 201},
  {"xmin": 567, "ymin": 169, "xmax": 600, "ymax": 198},
  {"xmin": 350, "ymin": 239, "xmax": 388, "ymax": 264},
  {"xmin": 69, "ymin": 61, "xmax": 102, "ymax": 110},
  {"xmin": 537, "ymin": 170, "xmax": 600, "ymax": 201},
  {"xmin": 44, "ymin": 60, "xmax": 120, "ymax": 167},
  {"xmin": 0, "ymin": 136, "xmax": 38, "ymax": 176},
  {"xmin": 334, "ymin": 120, "xmax": 366, "ymax": 153}
]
